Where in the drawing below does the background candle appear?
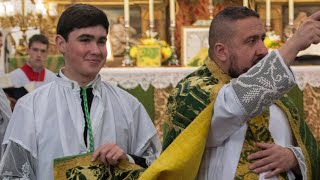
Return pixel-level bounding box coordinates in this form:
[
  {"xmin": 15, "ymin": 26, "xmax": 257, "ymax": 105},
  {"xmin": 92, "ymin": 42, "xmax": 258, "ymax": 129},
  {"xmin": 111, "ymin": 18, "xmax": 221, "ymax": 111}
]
[
  {"xmin": 124, "ymin": 0, "xmax": 129, "ymax": 26},
  {"xmin": 170, "ymin": 0, "xmax": 175, "ymax": 26},
  {"xmin": 243, "ymin": 0, "xmax": 248, "ymax": 7},
  {"xmin": 266, "ymin": 0, "xmax": 271, "ymax": 26},
  {"xmin": 289, "ymin": 0, "xmax": 294, "ymax": 26},
  {"xmin": 149, "ymin": 0, "xmax": 154, "ymax": 26}
]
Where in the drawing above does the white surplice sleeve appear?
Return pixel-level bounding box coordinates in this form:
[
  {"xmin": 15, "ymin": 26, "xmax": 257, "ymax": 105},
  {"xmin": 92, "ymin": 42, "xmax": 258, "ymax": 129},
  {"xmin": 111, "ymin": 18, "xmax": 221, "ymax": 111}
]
[
  {"xmin": 0, "ymin": 96, "xmax": 38, "ymax": 180},
  {"xmin": 0, "ymin": 88, "xmax": 11, "ymax": 148},
  {"xmin": 207, "ymin": 50, "xmax": 295, "ymax": 147},
  {"xmin": 129, "ymin": 102, "xmax": 161, "ymax": 166},
  {"xmin": 0, "ymin": 142, "xmax": 37, "ymax": 180}
]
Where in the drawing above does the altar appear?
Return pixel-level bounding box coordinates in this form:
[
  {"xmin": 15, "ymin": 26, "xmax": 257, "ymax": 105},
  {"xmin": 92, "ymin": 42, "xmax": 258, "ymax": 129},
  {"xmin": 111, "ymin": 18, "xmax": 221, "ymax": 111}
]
[{"xmin": 99, "ymin": 66, "xmax": 320, "ymax": 143}]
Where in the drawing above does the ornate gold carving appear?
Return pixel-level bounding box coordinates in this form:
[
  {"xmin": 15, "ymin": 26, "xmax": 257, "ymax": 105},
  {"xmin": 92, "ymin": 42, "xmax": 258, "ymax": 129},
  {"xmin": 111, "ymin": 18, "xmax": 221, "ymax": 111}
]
[
  {"xmin": 154, "ymin": 87, "xmax": 172, "ymax": 142},
  {"xmin": 304, "ymin": 84, "xmax": 320, "ymax": 144},
  {"xmin": 46, "ymin": 0, "xmax": 168, "ymax": 54}
]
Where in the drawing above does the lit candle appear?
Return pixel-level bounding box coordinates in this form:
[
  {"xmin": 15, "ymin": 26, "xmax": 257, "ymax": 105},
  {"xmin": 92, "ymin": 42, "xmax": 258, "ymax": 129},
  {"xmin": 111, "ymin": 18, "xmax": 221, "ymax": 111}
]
[
  {"xmin": 124, "ymin": 0, "xmax": 130, "ymax": 26},
  {"xmin": 149, "ymin": 0, "xmax": 154, "ymax": 27},
  {"xmin": 289, "ymin": 0, "xmax": 294, "ymax": 26},
  {"xmin": 243, "ymin": 0, "xmax": 248, "ymax": 7},
  {"xmin": 266, "ymin": 0, "xmax": 271, "ymax": 27},
  {"xmin": 170, "ymin": 0, "xmax": 175, "ymax": 27},
  {"xmin": 48, "ymin": 3, "xmax": 58, "ymax": 17}
]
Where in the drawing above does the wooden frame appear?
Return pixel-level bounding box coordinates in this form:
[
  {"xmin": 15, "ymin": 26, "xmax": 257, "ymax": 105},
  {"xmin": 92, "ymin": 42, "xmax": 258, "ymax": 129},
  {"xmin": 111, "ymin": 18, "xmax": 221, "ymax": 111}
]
[{"xmin": 181, "ymin": 26, "xmax": 209, "ymax": 66}]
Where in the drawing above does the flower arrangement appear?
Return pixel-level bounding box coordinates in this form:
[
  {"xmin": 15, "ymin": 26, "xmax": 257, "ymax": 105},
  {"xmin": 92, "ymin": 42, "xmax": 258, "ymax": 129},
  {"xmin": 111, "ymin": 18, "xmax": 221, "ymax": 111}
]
[
  {"xmin": 129, "ymin": 38, "xmax": 173, "ymax": 65},
  {"xmin": 263, "ymin": 31, "xmax": 283, "ymax": 49}
]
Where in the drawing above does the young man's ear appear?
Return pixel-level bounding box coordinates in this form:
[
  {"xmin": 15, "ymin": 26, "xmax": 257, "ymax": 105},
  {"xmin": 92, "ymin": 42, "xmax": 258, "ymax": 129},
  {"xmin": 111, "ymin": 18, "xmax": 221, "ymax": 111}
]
[
  {"xmin": 55, "ymin": 35, "xmax": 67, "ymax": 54},
  {"xmin": 213, "ymin": 42, "xmax": 228, "ymax": 63}
]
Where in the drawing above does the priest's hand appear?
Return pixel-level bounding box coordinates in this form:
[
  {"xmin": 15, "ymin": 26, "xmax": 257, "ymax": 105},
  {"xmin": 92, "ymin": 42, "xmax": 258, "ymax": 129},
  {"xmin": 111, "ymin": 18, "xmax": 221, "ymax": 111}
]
[
  {"xmin": 279, "ymin": 10, "xmax": 320, "ymax": 66},
  {"xmin": 91, "ymin": 143, "xmax": 129, "ymax": 165},
  {"xmin": 248, "ymin": 142, "xmax": 299, "ymax": 178}
]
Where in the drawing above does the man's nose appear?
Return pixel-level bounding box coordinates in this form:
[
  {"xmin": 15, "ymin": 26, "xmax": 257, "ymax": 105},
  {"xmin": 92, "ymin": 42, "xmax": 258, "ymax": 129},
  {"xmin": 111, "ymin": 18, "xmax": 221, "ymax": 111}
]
[
  {"xmin": 90, "ymin": 43, "xmax": 102, "ymax": 54},
  {"xmin": 257, "ymin": 41, "xmax": 268, "ymax": 56},
  {"xmin": 36, "ymin": 50, "xmax": 42, "ymax": 56}
]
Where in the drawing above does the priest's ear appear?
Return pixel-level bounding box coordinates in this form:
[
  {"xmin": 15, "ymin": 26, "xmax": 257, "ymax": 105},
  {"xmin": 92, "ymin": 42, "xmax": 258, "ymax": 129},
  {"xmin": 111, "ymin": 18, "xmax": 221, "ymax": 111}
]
[
  {"xmin": 212, "ymin": 42, "xmax": 228, "ymax": 63},
  {"xmin": 55, "ymin": 35, "xmax": 67, "ymax": 54}
]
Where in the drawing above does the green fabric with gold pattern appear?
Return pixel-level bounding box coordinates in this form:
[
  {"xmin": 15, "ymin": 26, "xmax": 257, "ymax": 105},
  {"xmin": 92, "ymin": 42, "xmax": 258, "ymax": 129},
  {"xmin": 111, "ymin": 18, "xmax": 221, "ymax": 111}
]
[
  {"xmin": 278, "ymin": 95, "xmax": 320, "ymax": 179},
  {"xmin": 54, "ymin": 152, "xmax": 144, "ymax": 180},
  {"xmin": 234, "ymin": 109, "xmax": 287, "ymax": 179},
  {"xmin": 163, "ymin": 62, "xmax": 219, "ymax": 149}
]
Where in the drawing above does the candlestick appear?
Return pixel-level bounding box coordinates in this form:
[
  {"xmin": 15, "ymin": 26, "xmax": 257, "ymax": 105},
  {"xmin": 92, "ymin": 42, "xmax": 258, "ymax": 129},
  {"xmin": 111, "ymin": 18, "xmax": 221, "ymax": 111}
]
[
  {"xmin": 168, "ymin": 26, "xmax": 179, "ymax": 66},
  {"xmin": 122, "ymin": 26, "xmax": 133, "ymax": 66}
]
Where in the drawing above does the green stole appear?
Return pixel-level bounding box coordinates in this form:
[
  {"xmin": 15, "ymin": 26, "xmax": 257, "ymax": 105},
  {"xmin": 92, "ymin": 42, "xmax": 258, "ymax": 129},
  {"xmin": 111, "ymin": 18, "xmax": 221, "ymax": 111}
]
[{"xmin": 162, "ymin": 58, "xmax": 320, "ymax": 179}]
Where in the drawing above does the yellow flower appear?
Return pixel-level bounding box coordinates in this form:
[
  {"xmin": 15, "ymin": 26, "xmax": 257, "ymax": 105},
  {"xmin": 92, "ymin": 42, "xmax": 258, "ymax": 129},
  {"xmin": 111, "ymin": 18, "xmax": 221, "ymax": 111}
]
[
  {"xmin": 264, "ymin": 31, "xmax": 282, "ymax": 49},
  {"xmin": 142, "ymin": 38, "xmax": 157, "ymax": 45},
  {"xmin": 160, "ymin": 40, "xmax": 168, "ymax": 47},
  {"xmin": 129, "ymin": 46, "xmax": 138, "ymax": 58},
  {"xmin": 161, "ymin": 46, "xmax": 172, "ymax": 60},
  {"xmin": 264, "ymin": 36, "xmax": 272, "ymax": 48}
]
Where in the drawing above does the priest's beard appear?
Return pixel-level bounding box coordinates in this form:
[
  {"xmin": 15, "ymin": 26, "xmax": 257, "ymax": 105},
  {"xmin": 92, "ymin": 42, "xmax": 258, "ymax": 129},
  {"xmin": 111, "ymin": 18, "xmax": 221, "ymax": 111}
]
[
  {"xmin": 228, "ymin": 54, "xmax": 262, "ymax": 78},
  {"xmin": 228, "ymin": 54, "xmax": 246, "ymax": 78}
]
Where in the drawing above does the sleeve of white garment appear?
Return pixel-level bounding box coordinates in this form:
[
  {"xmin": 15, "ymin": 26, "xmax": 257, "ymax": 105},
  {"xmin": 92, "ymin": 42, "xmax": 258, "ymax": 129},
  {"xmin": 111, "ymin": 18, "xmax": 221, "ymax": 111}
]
[
  {"xmin": 129, "ymin": 101, "xmax": 162, "ymax": 166},
  {"xmin": 287, "ymin": 146, "xmax": 307, "ymax": 180},
  {"xmin": 9, "ymin": 69, "xmax": 28, "ymax": 88},
  {"xmin": 0, "ymin": 88, "xmax": 12, "ymax": 145},
  {"xmin": 0, "ymin": 97, "xmax": 37, "ymax": 180},
  {"xmin": 207, "ymin": 50, "xmax": 295, "ymax": 147},
  {"xmin": 0, "ymin": 142, "xmax": 37, "ymax": 180}
]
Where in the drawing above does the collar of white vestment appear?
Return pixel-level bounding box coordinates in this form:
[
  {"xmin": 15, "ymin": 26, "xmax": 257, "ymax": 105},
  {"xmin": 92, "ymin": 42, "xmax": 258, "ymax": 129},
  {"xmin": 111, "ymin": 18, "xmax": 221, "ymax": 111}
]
[{"xmin": 56, "ymin": 69, "xmax": 102, "ymax": 99}]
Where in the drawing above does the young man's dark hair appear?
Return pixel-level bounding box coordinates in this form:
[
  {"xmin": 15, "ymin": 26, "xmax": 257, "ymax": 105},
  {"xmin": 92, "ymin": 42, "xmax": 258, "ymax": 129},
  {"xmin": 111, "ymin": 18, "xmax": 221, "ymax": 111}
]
[
  {"xmin": 56, "ymin": 4, "xmax": 109, "ymax": 41},
  {"xmin": 28, "ymin": 34, "xmax": 49, "ymax": 48}
]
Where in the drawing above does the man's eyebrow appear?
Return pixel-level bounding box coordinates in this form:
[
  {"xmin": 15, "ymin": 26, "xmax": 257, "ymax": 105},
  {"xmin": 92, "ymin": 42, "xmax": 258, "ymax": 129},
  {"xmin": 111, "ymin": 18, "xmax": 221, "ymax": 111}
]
[
  {"xmin": 77, "ymin": 34, "xmax": 107, "ymax": 41},
  {"xmin": 245, "ymin": 34, "xmax": 265, "ymax": 41},
  {"xmin": 246, "ymin": 35, "xmax": 259, "ymax": 39},
  {"xmin": 77, "ymin": 34, "xmax": 95, "ymax": 39},
  {"xmin": 99, "ymin": 36, "xmax": 107, "ymax": 41}
]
